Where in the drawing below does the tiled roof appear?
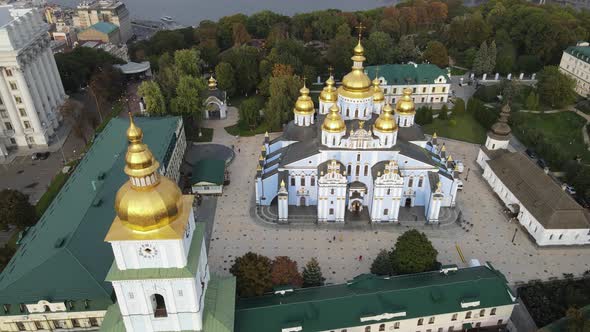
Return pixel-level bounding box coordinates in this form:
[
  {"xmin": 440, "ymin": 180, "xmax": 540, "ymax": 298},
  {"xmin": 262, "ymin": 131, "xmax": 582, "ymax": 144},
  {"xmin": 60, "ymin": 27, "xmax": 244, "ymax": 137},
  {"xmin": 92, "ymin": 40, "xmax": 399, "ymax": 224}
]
[
  {"xmin": 366, "ymin": 64, "xmax": 449, "ymax": 85},
  {"xmin": 487, "ymin": 151, "xmax": 590, "ymax": 229},
  {"xmin": 235, "ymin": 265, "xmax": 516, "ymax": 332},
  {"xmin": 0, "ymin": 117, "xmax": 180, "ymax": 311}
]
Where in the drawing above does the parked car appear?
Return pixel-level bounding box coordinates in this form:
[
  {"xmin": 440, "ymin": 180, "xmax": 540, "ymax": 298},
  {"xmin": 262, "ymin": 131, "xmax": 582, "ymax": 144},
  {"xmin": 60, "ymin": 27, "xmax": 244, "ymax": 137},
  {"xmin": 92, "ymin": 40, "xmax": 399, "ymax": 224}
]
[
  {"xmin": 31, "ymin": 152, "xmax": 50, "ymax": 160},
  {"xmin": 536, "ymin": 158, "xmax": 548, "ymax": 169},
  {"xmin": 564, "ymin": 184, "xmax": 576, "ymax": 195},
  {"xmin": 525, "ymin": 149, "xmax": 538, "ymax": 160}
]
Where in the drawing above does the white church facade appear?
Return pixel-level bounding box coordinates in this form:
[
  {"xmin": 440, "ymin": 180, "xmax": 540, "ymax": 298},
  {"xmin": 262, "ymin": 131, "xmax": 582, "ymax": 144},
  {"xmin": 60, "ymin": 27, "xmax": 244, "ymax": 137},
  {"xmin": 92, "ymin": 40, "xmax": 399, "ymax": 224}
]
[{"xmin": 255, "ymin": 36, "xmax": 461, "ymax": 224}]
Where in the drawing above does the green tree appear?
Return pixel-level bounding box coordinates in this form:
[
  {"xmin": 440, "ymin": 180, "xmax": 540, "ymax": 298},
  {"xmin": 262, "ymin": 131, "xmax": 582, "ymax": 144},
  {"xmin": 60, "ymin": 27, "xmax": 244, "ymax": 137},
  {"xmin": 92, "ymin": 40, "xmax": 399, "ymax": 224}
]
[
  {"xmin": 302, "ymin": 257, "xmax": 325, "ymax": 288},
  {"xmin": 138, "ymin": 81, "xmax": 167, "ymax": 115},
  {"xmin": 232, "ymin": 22, "xmax": 251, "ymax": 46},
  {"xmin": 472, "ymin": 41, "xmax": 488, "ymax": 75},
  {"xmin": 239, "ymin": 96, "xmax": 264, "ymax": 129},
  {"xmin": 499, "ymin": 79, "xmax": 521, "ymax": 103},
  {"xmin": 171, "ymin": 75, "xmax": 207, "ymax": 127},
  {"xmin": 488, "ymin": 40, "xmax": 497, "ymax": 73},
  {"xmin": 370, "ymin": 249, "xmax": 394, "ymax": 276},
  {"xmin": 365, "ymin": 31, "xmax": 394, "ymax": 65},
  {"xmin": 415, "ymin": 106, "xmax": 433, "ymax": 125},
  {"xmin": 174, "ymin": 49, "xmax": 202, "ymax": 77},
  {"xmin": 438, "ymin": 104, "xmax": 449, "ymax": 120},
  {"xmin": 230, "ymin": 252, "xmax": 272, "ymax": 297},
  {"xmin": 423, "ymin": 41, "xmax": 449, "ymax": 68},
  {"xmin": 215, "ymin": 62, "xmax": 236, "ymax": 96},
  {"xmin": 246, "ymin": 10, "xmax": 289, "ymax": 38},
  {"xmin": 391, "ymin": 230, "xmax": 438, "ymax": 274},
  {"xmin": 566, "ymin": 307, "xmax": 590, "ymax": 332},
  {"xmin": 525, "ymin": 91, "xmax": 539, "ymax": 111},
  {"xmin": 271, "ymin": 256, "xmax": 303, "ymax": 287},
  {"xmin": 452, "ymin": 98, "xmax": 465, "ymax": 114},
  {"xmin": 326, "ymin": 24, "xmax": 356, "ymax": 75},
  {"xmin": 221, "ymin": 45, "xmax": 260, "ymax": 94},
  {"xmin": 0, "ymin": 189, "xmax": 37, "ymax": 229},
  {"xmin": 396, "ymin": 35, "xmax": 419, "ymax": 63},
  {"xmin": 537, "ymin": 66, "xmax": 577, "ymax": 108},
  {"xmin": 264, "ymin": 74, "xmax": 301, "ymax": 130}
]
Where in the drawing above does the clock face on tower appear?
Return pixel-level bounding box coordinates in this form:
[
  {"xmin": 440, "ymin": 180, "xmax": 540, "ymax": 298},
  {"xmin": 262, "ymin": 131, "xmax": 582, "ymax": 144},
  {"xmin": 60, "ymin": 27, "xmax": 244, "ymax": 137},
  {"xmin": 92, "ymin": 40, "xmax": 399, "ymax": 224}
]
[{"xmin": 138, "ymin": 244, "xmax": 158, "ymax": 258}]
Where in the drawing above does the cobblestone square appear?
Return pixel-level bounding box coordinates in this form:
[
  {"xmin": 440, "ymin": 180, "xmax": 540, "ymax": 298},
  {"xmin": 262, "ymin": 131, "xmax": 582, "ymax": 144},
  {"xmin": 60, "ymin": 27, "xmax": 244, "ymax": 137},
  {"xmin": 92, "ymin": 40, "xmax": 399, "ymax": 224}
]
[{"xmin": 205, "ymin": 109, "xmax": 590, "ymax": 284}]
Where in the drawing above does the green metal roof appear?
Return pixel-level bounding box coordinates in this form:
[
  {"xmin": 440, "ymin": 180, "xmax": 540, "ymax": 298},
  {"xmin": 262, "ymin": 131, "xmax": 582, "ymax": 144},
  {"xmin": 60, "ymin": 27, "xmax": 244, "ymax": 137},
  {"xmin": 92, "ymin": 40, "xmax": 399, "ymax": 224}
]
[
  {"xmin": 0, "ymin": 116, "xmax": 180, "ymax": 313},
  {"xmin": 366, "ymin": 64, "xmax": 449, "ymax": 85},
  {"xmin": 565, "ymin": 46, "xmax": 590, "ymax": 64},
  {"xmin": 100, "ymin": 304, "xmax": 126, "ymax": 332},
  {"xmin": 88, "ymin": 22, "xmax": 119, "ymax": 35},
  {"xmin": 105, "ymin": 222, "xmax": 205, "ymax": 281},
  {"xmin": 203, "ymin": 276, "xmax": 237, "ymax": 332},
  {"xmin": 191, "ymin": 159, "xmax": 226, "ymax": 185},
  {"xmin": 235, "ymin": 265, "xmax": 516, "ymax": 332}
]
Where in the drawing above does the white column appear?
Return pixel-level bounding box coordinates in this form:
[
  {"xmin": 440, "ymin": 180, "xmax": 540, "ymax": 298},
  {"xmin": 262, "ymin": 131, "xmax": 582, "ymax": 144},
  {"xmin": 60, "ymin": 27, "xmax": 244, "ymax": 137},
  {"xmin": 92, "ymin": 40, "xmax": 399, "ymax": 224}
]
[
  {"xmin": 24, "ymin": 66, "xmax": 52, "ymax": 136},
  {"xmin": 0, "ymin": 72, "xmax": 25, "ymax": 142},
  {"xmin": 32, "ymin": 55, "xmax": 56, "ymax": 111},
  {"xmin": 45, "ymin": 49, "xmax": 65, "ymax": 97},
  {"xmin": 40, "ymin": 50, "xmax": 62, "ymax": 105},
  {"xmin": 391, "ymin": 198, "xmax": 400, "ymax": 222},
  {"xmin": 15, "ymin": 69, "xmax": 44, "ymax": 139}
]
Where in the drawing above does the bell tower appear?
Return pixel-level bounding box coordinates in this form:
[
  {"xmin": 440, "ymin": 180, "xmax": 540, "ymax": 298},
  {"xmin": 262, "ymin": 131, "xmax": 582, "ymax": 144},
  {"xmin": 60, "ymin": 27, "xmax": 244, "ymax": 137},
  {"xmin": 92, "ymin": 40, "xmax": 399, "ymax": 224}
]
[{"xmin": 104, "ymin": 114, "xmax": 209, "ymax": 332}]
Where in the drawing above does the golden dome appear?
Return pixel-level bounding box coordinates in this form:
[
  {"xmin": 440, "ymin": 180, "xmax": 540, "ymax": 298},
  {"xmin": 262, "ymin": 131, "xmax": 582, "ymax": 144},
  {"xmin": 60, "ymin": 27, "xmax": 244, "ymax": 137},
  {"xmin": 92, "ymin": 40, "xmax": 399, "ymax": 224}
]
[
  {"xmin": 353, "ymin": 40, "xmax": 365, "ymax": 57},
  {"xmin": 208, "ymin": 75, "xmax": 217, "ymax": 90},
  {"xmin": 395, "ymin": 88, "xmax": 416, "ymax": 114},
  {"xmin": 322, "ymin": 104, "xmax": 346, "ymax": 133},
  {"xmin": 373, "ymin": 103, "xmax": 397, "ymax": 133},
  {"xmin": 338, "ymin": 40, "xmax": 372, "ymax": 99},
  {"xmin": 294, "ymin": 83, "xmax": 315, "ymax": 115},
  {"xmin": 115, "ymin": 177, "xmax": 183, "ymax": 231},
  {"xmin": 372, "ymin": 78, "xmax": 384, "ymax": 102},
  {"xmin": 114, "ymin": 114, "xmax": 184, "ymax": 232},
  {"xmin": 320, "ymin": 76, "xmax": 338, "ymax": 103}
]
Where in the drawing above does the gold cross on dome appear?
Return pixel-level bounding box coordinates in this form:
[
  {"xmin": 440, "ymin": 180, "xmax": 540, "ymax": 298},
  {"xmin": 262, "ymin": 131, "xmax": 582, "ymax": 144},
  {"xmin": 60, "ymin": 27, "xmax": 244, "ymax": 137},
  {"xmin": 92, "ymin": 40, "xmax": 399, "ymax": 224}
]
[
  {"xmin": 302, "ymin": 76, "xmax": 306, "ymax": 87},
  {"xmin": 355, "ymin": 22, "xmax": 365, "ymax": 38},
  {"xmin": 328, "ymin": 65, "xmax": 334, "ymax": 77}
]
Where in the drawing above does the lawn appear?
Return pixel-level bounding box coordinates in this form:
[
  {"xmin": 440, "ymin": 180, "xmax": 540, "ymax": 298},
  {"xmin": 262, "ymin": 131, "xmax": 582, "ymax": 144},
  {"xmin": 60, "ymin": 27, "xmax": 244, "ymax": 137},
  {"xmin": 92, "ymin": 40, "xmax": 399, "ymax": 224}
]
[
  {"xmin": 421, "ymin": 113, "xmax": 487, "ymax": 144},
  {"xmin": 192, "ymin": 127, "xmax": 213, "ymax": 142},
  {"xmin": 225, "ymin": 122, "xmax": 274, "ymax": 137},
  {"xmin": 511, "ymin": 111, "xmax": 590, "ymax": 166},
  {"xmin": 450, "ymin": 67, "xmax": 467, "ymax": 76}
]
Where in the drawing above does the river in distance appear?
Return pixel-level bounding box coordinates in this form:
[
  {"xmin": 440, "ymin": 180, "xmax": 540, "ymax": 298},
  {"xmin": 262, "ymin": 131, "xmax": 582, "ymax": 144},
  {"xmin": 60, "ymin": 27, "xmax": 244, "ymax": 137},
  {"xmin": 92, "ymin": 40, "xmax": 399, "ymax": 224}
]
[{"xmin": 49, "ymin": 0, "xmax": 398, "ymax": 27}]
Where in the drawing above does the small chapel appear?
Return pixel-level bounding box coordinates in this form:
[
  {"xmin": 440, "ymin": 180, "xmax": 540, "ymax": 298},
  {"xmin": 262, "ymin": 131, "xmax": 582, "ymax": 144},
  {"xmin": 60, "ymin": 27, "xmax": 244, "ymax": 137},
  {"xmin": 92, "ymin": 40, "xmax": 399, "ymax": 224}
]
[{"xmin": 255, "ymin": 29, "xmax": 462, "ymax": 224}]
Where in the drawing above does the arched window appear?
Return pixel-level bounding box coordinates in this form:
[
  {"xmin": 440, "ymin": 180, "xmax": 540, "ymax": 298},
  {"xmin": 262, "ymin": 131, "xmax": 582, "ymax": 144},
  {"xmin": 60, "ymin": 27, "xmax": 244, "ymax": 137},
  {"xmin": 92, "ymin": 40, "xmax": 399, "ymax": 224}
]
[
  {"xmin": 384, "ymin": 136, "xmax": 388, "ymax": 145},
  {"xmin": 347, "ymin": 165, "xmax": 352, "ymax": 175},
  {"xmin": 418, "ymin": 177, "xmax": 423, "ymax": 188},
  {"xmin": 365, "ymin": 326, "xmax": 371, "ymax": 332},
  {"xmin": 355, "ymin": 109, "xmax": 359, "ymax": 117},
  {"xmin": 331, "ymin": 189, "xmax": 335, "ymax": 195},
  {"xmin": 364, "ymin": 165, "xmax": 368, "ymax": 176},
  {"xmin": 301, "ymin": 177, "xmax": 305, "ymax": 186},
  {"xmin": 408, "ymin": 177, "xmax": 414, "ymax": 187},
  {"xmin": 379, "ymin": 324, "xmax": 385, "ymax": 331},
  {"xmin": 465, "ymin": 311, "xmax": 472, "ymax": 319},
  {"xmin": 356, "ymin": 165, "xmax": 360, "ymax": 176},
  {"xmin": 311, "ymin": 177, "xmax": 315, "ymax": 186},
  {"xmin": 152, "ymin": 294, "xmax": 167, "ymax": 317},
  {"xmin": 332, "ymin": 137, "xmax": 336, "ymax": 145},
  {"xmin": 387, "ymin": 188, "xmax": 391, "ymax": 195},
  {"xmin": 357, "ymin": 153, "xmax": 361, "ymax": 161},
  {"xmin": 403, "ymin": 119, "xmax": 407, "ymax": 126},
  {"xmin": 291, "ymin": 177, "xmax": 295, "ymax": 186},
  {"xmin": 44, "ymin": 305, "xmax": 51, "ymax": 312},
  {"xmin": 550, "ymin": 234, "xmax": 554, "ymax": 240}
]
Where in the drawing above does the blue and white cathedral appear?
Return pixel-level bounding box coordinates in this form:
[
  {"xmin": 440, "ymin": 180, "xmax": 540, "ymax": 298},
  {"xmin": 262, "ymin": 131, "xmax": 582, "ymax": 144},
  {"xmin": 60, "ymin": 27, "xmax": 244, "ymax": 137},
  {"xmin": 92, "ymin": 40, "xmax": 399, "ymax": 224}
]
[{"xmin": 255, "ymin": 35, "xmax": 461, "ymax": 224}]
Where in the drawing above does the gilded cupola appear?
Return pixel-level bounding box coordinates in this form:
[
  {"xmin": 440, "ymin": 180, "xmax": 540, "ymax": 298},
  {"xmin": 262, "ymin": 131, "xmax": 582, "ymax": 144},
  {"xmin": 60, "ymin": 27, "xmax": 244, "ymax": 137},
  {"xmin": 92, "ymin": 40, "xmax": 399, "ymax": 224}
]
[
  {"xmin": 372, "ymin": 77, "xmax": 384, "ymax": 103},
  {"xmin": 322, "ymin": 104, "xmax": 346, "ymax": 133},
  {"xmin": 293, "ymin": 83, "xmax": 315, "ymax": 115},
  {"xmin": 320, "ymin": 76, "xmax": 338, "ymax": 103},
  {"xmin": 114, "ymin": 114, "xmax": 184, "ymax": 232},
  {"xmin": 208, "ymin": 75, "xmax": 217, "ymax": 90},
  {"xmin": 338, "ymin": 25, "xmax": 373, "ymax": 99},
  {"xmin": 373, "ymin": 102, "xmax": 397, "ymax": 133},
  {"xmin": 395, "ymin": 88, "xmax": 416, "ymax": 114}
]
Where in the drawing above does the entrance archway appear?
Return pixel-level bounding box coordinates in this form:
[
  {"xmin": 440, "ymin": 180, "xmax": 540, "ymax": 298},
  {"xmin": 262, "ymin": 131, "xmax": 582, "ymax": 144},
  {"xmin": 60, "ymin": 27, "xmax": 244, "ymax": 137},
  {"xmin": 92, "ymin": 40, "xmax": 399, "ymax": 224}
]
[
  {"xmin": 352, "ymin": 201, "xmax": 361, "ymax": 212},
  {"xmin": 151, "ymin": 294, "xmax": 167, "ymax": 317},
  {"xmin": 300, "ymin": 196, "xmax": 306, "ymax": 206},
  {"xmin": 405, "ymin": 198, "xmax": 412, "ymax": 207}
]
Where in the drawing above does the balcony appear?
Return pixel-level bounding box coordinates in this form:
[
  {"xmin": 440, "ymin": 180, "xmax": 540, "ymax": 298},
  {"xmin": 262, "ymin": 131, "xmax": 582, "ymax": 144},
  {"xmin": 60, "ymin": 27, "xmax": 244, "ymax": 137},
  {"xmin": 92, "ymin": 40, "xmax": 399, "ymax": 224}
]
[
  {"xmin": 24, "ymin": 128, "xmax": 34, "ymax": 134},
  {"xmin": 1, "ymin": 130, "xmax": 14, "ymax": 137}
]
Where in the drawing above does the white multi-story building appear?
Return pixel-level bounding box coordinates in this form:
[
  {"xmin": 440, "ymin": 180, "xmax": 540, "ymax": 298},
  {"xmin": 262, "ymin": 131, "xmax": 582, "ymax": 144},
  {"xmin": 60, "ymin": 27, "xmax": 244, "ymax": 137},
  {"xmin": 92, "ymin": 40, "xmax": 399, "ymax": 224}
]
[
  {"xmin": 477, "ymin": 104, "xmax": 590, "ymax": 246},
  {"xmin": 256, "ymin": 38, "xmax": 461, "ymax": 224},
  {"xmin": 559, "ymin": 42, "xmax": 590, "ymax": 97},
  {"xmin": 73, "ymin": 0, "xmax": 132, "ymax": 43},
  {"xmin": 0, "ymin": 6, "xmax": 66, "ymax": 155},
  {"xmin": 366, "ymin": 63, "xmax": 451, "ymax": 105},
  {"xmin": 235, "ymin": 263, "xmax": 518, "ymax": 332}
]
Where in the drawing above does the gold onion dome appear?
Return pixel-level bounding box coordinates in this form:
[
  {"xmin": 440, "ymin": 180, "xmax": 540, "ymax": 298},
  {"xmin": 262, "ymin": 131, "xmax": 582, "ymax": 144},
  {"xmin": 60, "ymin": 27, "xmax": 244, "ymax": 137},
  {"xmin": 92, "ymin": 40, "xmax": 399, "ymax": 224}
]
[
  {"xmin": 322, "ymin": 104, "xmax": 346, "ymax": 133},
  {"xmin": 320, "ymin": 76, "xmax": 338, "ymax": 103},
  {"xmin": 338, "ymin": 39, "xmax": 372, "ymax": 99},
  {"xmin": 114, "ymin": 114, "xmax": 183, "ymax": 232},
  {"xmin": 372, "ymin": 77, "xmax": 384, "ymax": 102},
  {"xmin": 294, "ymin": 83, "xmax": 315, "ymax": 115},
  {"xmin": 208, "ymin": 75, "xmax": 217, "ymax": 90},
  {"xmin": 396, "ymin": 88, "xmax": 416, "ymax": 114},
  {"xmin": 373, "ymin": 103, "xmax": 397, "ymax": 133}
]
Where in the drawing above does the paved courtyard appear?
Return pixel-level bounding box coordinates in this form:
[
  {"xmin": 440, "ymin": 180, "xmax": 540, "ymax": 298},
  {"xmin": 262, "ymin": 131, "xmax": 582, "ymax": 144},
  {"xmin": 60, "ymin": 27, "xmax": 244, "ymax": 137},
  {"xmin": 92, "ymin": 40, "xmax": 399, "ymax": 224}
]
[{"xmin": 205, "ymin": 108, "xmax": 590, "ymax": 285}]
